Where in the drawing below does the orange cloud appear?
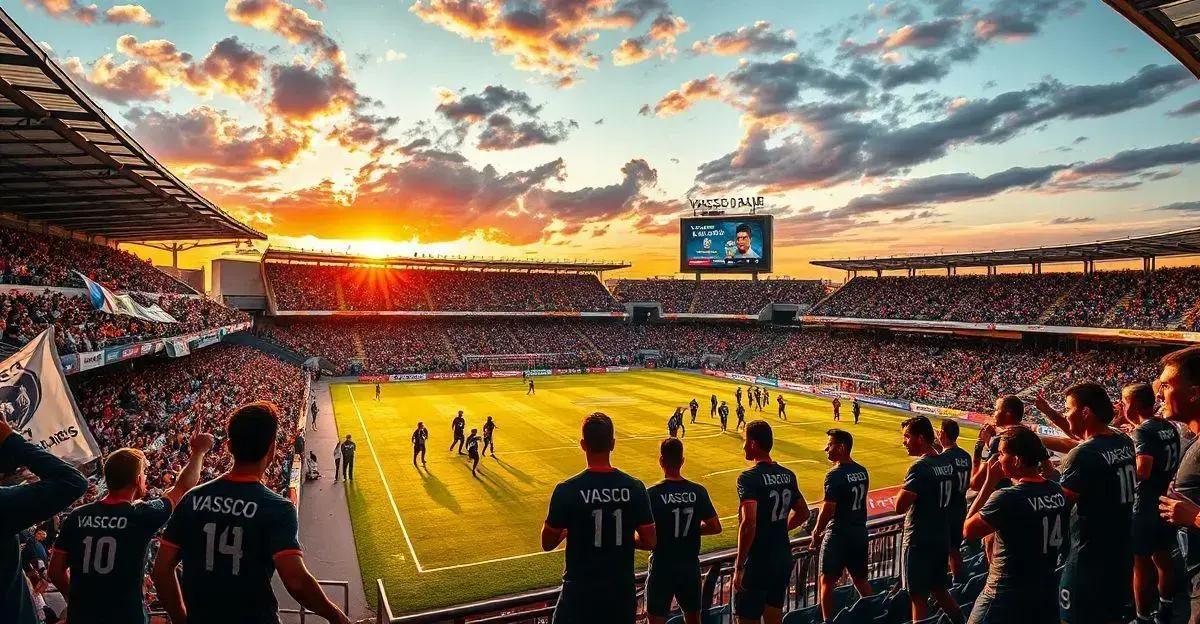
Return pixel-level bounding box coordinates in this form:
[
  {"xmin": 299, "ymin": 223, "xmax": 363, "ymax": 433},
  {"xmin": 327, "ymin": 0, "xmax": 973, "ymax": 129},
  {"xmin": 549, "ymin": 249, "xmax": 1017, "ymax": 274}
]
[
  {"xmin": 645, "ymin": 75, "xmax": 724, "ymax": 116},
  {"xmin": 224, "ymin": 0, "xmax": 343, "ymax": 66},
  {"xmin": 62, "ymin": 54, "xmax": 173, "ymax": 103},
  {"xmin": 104, "ymin": 4, "xmax": 159, "ymax": 25},
  {"xmin": 23, "ymin": 0, "xmax": 160, "ymax": 25}
]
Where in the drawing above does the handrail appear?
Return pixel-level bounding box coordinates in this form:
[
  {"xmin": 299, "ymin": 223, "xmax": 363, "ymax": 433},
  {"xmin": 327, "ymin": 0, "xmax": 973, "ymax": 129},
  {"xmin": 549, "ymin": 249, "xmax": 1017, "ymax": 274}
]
[{"xmin": 380, "ymin": 513, "xmax": 906, "ymax": 624}]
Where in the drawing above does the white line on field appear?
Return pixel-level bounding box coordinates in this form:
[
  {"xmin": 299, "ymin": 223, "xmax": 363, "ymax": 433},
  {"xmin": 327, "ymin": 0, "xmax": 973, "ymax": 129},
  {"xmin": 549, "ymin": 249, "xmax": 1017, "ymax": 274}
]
[
  {"xmin": 699, "ymin": 459, "xmax": 817, "ymax": 479},
  {"xmin": 348, "ymin": 386, "xmax": 427, "ymax": 573}
]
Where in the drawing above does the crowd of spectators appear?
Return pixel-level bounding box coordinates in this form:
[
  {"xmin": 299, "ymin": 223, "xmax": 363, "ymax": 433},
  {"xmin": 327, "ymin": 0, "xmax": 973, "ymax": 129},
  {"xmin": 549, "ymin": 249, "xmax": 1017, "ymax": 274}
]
[
  {"xmin": 266, "ymin": 263, "xmax": 621, "ymax": 312},
  {"xmin": 0, "ymin": 224, "xmax": 193, "ymax": 294},
  {"xmin": 0, "ymin": 290, "xmax": 248, "ymax": 355},
  {"xmin": 814, "ymin": 268, "xmax": 1200, "ymax": 330},
  {"xmin": 610, "ymin": 278, "xmax": 825, "ymax": 314},
  {"xmin": 71, "ymin": 343, "xmax": 306, "ymax": 497}
]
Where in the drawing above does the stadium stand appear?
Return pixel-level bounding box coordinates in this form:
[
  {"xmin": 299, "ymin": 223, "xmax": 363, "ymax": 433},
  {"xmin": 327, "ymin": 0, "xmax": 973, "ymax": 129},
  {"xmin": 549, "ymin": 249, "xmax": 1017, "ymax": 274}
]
[{"xmin": 611, "ymin": 278, "xmax": 825, "ymax": 314}]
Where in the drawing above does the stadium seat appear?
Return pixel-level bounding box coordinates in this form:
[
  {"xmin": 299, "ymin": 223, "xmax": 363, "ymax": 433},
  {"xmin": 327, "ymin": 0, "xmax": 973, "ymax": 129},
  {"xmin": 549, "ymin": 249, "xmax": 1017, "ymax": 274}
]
[
  {"xmin": 703, "ymin": 605, "xmax": 731, "ymax": 624},
  {"xmin": 960, "ymin": 574, "xmax": 986, "ymax": 603},
  {"xmin": 666, "ymin": 615, "xmax": 686, "ymax": 624},
  {"xmin": 846, "ymin": 592, "xmax": 889, "ymax": 623},
  {"xmin": 781, "ymin": 605, "xmax": 822, "ymax": 624}
]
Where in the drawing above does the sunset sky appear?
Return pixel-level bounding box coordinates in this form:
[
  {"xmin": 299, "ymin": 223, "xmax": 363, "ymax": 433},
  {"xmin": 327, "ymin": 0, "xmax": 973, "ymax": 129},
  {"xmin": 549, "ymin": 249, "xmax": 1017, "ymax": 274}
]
[{"xmin": 5, "ymin": 0, "xmax": 1200, "ymax": 279}]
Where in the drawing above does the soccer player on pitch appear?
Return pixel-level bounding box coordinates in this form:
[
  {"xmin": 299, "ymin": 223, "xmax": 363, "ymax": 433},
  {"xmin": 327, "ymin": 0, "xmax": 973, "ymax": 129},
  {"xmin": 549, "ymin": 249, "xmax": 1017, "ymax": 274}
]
[
  {"xmin": 482, "ymin": 416, "xmax": 498, "ymax": 458},
  {"xmin": 719, "ymin": 401, "xmax": 730, "ymax": 432},
  {"xmin": 689, "ymin": 398, "xmax": 699, "ymax": 424},
  {"xmin": 776, "ymin": 395, "xmax": 786, "ymax": 420},
  {"xmin": 49, "ymin": 428, "xmax": 214, "ymax": 624},
  {"xmin": 450, "ymin": 410, "xmax": 466, "ymax": 455},
  {"xmin": 1037, "ymin": 383, "xmax": 1136, "ymax": 624},
  {"xmin": 645, "ymin": 438, "xmax": 721, "ymax": 624},
  {"xmin": 152, "ymin": 401, "xmax": 349, "ymax": 624},
  {"xmin": 412, "ymin": 422, "xmax": 429, "ymax": 467},
  {"xmin": 832, "ymin": 397, "xmax": 841, "ymax": 421},
  {"xmin": 734, "ymin": 420, "xmax": 808, "ymax": 624},
  {"xmin": 894, "ymin": 416, "xmax": 964, "ymax": 624},
  {"xmin": 851, "ymin": 399, "xmax": 861, "ymax": 425},
  {"xmin": 937, "ymin": 419, "xmax": 972, "ymax": 584},
  {"xmin": 541, "ymin": 412, "xmax": 655, "ymax": 623},
  {"xmin": 811, "ymin": 429, "xmax": 872, "ymax": 623},
  {"xmin": 528, "ymin": 378, "xmax": 536, "ymax": 395},
  {"xmin": 375, "ymin": 382, "xmax": 381, "ymax": 401},
  {"xmin": 736, "ymin": 386, "xmax": 743, "ymax": 408},
  {"xmin": 1122, "ymin": 382, "xmax": 1180, "ymax": 624},
  {"xmin": 963, "ymin": 427, "xmax": 1066, "ymax": 624},
  {"xmin": 736, "ymin": 403, "xmax": 747, "ymax": 431},
  {"xmin": 466, "ymin": 429, "xmax": 482, "ymax": 476},
  {"xmin": 711, "ymin": 394, "xmax": 718, "ymax": 418}
]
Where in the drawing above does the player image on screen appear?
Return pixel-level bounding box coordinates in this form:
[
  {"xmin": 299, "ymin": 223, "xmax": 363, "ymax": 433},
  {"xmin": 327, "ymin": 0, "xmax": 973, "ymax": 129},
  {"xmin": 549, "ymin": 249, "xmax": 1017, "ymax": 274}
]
[
  {"xmin": 679, "ymin": 216, "xmax": 773, "ymax": 273},
  {"xmin": 731, "ymin": 224, "xmax": 759, "ymax": 260}
]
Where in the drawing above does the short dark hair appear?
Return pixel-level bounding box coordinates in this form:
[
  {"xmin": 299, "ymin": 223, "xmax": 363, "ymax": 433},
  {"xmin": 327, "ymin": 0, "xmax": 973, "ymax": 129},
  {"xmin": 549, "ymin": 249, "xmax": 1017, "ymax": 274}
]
[
  {"xmin": 940, "ymin": 419, "xmax": 960, "ymax": 441},
  {"xmin": 103, "ymin": 448, "xmax": 145, "ymax": 491},
  {"xmin": 660, "ymin": 437, "xmax": 684, "ymax": 468},
  {"xmin": 227, "ymin": 401, "xmax": 280, "ymax": 463},
  {"xmin": 901, "ymin": 415, "xmax": 935, "ymax": 442},
  {"xmin": 1162, "ymin": 346, "xmax": 1200, "ymax": 387},
  {"xmin": 1065, "ymin": 382, "xmax": 1115, "ymax": 425},
  {"xmin": 826, "ymin": 428, "xmax": 853, "ymax": 453},
  {"xmin": 582, "ymin": 412, "xmax": 615, "ymax": 453},
  {"xmin": 746, "ymin": 420, "xmax": 773, "ymax": 452},
  {"xmin": 1122, "ymin": 383, "xmax": 1155, "ymax": 412},
  {"xmin": 998, "ymin": 395, "xmax": 1024, "ymax": 421},
  {"xmin": 736, "ymin": 223, "xmax": 751, "ymax": 236},
  {"xmin": 999, "ymin": 426, "xmax": 1050, "ymax": 466}
]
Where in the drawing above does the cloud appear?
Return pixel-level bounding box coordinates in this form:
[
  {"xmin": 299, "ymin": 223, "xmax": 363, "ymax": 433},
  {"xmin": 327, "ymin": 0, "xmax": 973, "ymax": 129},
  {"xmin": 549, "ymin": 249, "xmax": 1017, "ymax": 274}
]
[
  {"xmin": 266, "ymin": 63, "xmax": 358, "ymax": 122},
  {"xmin": 104, "ymin": 4, "xmax": 159, "ymax": 25},
  {"xmin": 64, "ymin": 35, "xmax": 267, "ymax": 102},
  {"xmin": 1063, "ymin": 141, "xmax": 1200, "ymax": 180},
  {"xmin": 840, "ymin": 18, "xmax": 962, "ymax": 56},
  {"xmin": 225, "ymin": 0, "xmax": 343, "ymax": 65},
  {"xmin": 612, "ymin": 16, "xmax": 686, "ymax": 66},
  {"xmin": 1169, "ymin": 99, "xmax": 1200, "ymax": 118},
  {"xmin": 691, "ymin": 21, "xmax": 796, "ymax": 56},
  {"xmin": 645, "ymin": 75, "xmax": 723, "ymax": 116},
  {"xmin": 409, "ymin": 0, "xmax": 682, "ymax": 85},
  {"xmin": 1048, "ymin": 216, "xmax": 1094, "ymax": 224},
  {"xmin": 831, "ymin": 165, "xmax": 1067, "ymax": 216},
  {"xmin": 974, "ymin": 0, "xmax": 1084, "ymax": 41},
  {"xmin": 124, "ymin": 106, "xmax": 309, "ymax": 180},
  {"xmin": 435, "ymin": 85, "xmax": 576, "ymax": 150},
  {"xmin": 1155, "ymin": 201, "xmax": 1200, "ymax": 213},
  {"xmin": 380, "ymin": 49, "xmax": 407, "ymax": 63}
]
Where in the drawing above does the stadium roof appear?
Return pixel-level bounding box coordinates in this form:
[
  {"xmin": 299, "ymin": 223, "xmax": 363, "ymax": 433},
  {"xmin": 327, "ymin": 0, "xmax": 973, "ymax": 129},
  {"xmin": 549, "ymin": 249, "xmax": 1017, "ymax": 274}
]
[
  {"xmin": 0, "ymin": 8, "xmax": 264, "ymax": 242},
  {"xmin": 263, "ymin": 247, "xmax": 632, "ymax": 273},
  {"xmin": 811, "ymin": 226, "xmax": 1200, "ymax": 272},
  {"xmin": 1105, "ymin": 1, "xmax": 1200, "ymax": 78}
]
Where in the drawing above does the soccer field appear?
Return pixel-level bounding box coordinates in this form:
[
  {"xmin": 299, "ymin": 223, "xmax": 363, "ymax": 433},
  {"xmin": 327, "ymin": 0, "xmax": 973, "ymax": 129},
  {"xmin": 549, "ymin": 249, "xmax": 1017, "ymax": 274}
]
[{"xmin": 330, "ymin": 370, "xmax": 978, "ymax": 613}]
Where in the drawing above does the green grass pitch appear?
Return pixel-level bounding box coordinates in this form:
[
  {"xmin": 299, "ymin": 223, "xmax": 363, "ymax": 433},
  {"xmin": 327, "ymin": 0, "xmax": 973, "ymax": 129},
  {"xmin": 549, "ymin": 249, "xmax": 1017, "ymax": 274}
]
[{"xmin": 329, "ymin": 370, "xmax": 978, "ymax": 613}]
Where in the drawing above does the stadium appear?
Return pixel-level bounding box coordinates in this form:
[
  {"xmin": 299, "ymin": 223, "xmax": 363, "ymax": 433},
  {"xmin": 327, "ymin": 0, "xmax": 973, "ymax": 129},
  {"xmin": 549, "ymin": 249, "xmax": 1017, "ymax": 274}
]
[{"xmin": 3, "ymin": 1, "xmax": 1200, "ymax": 624}]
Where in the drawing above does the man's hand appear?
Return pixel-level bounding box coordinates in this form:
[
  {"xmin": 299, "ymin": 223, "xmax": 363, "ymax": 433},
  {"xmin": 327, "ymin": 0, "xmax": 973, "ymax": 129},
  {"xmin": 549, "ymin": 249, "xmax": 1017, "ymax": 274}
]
[
  {"xmin": 1034, "ymin": 391, "xmax": 1055, "ymax": 416},
  {"xmin": 1160, "ymin": 495, "xmax": 1200, "ymax": 528},
  {"xmin": 0, "ymin": 417, "xmax": 12, "ymax": 445},
  {"xmin": 981, "ymin": 457, "xmax": 1003, "ymax": 488},
  {"xmin": 733, "ymin": 566, "xmax": 746, "ymax": 592},
  {"xmin": 189, "ymin": 431, "xmax": 214, "ymax": 457},
  {"xmin": 978, "ymin": 423, "xmax": 996, "ymax": 447}
]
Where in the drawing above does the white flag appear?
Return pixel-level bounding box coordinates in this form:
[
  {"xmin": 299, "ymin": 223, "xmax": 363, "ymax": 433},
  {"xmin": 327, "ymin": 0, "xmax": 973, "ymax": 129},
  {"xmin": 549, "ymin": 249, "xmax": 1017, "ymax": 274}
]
[{"xmin": 0, "ymin": 327, "xmax": 100, "ymax": 465}]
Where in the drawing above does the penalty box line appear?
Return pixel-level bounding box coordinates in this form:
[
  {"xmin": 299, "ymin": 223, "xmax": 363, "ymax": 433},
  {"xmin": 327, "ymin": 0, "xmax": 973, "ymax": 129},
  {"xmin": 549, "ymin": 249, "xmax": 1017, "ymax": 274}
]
[{"xmin": 348, "ymin": 386, "xmax": 560, "ymax": 574}]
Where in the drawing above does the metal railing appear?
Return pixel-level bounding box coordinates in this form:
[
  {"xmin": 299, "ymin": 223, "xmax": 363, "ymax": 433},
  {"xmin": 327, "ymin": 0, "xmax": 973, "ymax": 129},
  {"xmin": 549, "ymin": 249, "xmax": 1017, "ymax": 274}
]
[{"xmin": 379, "ymin": 514, "xmax": 905, "ymax": 624}]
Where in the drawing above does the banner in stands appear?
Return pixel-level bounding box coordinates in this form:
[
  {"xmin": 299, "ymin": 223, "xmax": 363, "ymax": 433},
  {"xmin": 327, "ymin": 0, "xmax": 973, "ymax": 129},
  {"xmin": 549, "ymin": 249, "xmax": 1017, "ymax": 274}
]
[
  {"xmin": 77, "ymin": 272, "xmax": 179, "ymax": 324},
  {"xmin": 166, "ymin": 338, "xmax": 191, "ymax": 358},
  {"xmin": 467, "ymin": 371, "xmax": 492, "ymax": 379},
  {"xmin": 359, "ymin": 367, "xmax": 642, "ymax": 383},
  {"xmin": 492, "ymin": 370, "xmax": 522, "ymax": 378},
  {"xmin": 803, "ymin": 315, "xmax": 1200, "ymax": 345},
  {"xmin": 855, "ymin": 396, "xmax": 911, "ymax": 411},
  {"xmin": 77, "ymin": 351, "xmax": 104, "ymax": 372},
  {"xmin": 703, "ymin": 369, "xmax": 728, "ymax": 378},
  {"xmin": 728, "ymin": 373, "xmax": 756, "ymax": 383},
  {"xmin": 527, "ymin": 369, "xmax": 552, "ymax": 376},
  {"xmin": 359, "ymin": 375, "xmax": 388, "ymax": 383},
  {"xmin": 587, "ymin": 367, "xmax": 608, "ymax": 374},
  {"xmin": 777, "ymin": 380, "xmax": 815, "ymax": 393},
  {"xmin": 605, "ymin": 366, "xmax": 631, "ymax": 373},
  {"xmin": 391, "ymin": 373, "xmax": 427, "ymax": 382},
  {"xmin": 60, "ymin": 354, "xmax": 77, "ymax": 375},
  {"xmin": 1, "ymin": 328, "xmax": 101, "ymax": 465},
  {"xmin": 754, "ymin": 376, "xmax": 779, "ymax": 388},
  {"xmin": 866, "ymin": 486, "xmax": 902, "ymax": 517},
  {"xmin": 553, "ymin": 368, "xmax": 581, "ymax": 375}
]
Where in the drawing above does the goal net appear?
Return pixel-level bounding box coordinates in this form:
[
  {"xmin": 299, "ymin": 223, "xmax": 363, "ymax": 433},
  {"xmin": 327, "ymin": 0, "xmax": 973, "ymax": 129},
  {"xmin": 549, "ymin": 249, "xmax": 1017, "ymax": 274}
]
[
  {"xmin": 816, "ymin": 372, "xmax": 881, "ymax": 396},
  {"xmin": 462, "ymin": 352, "xmax": 583, "ymax": 372}
]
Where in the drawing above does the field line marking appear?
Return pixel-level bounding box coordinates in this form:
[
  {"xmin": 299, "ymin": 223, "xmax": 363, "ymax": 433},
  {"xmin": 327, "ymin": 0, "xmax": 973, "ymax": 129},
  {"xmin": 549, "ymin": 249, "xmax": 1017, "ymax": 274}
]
[
  {"xmin": 700, "ymin": 459, "xmax": 817, "ymax": 479},
  {"xmin": 347, "ymin": 386, "xmax": 426, "ymax": 573},
  {"xmin": 419, "ymin": 547, "xmax": 558, "ymax": 573}
]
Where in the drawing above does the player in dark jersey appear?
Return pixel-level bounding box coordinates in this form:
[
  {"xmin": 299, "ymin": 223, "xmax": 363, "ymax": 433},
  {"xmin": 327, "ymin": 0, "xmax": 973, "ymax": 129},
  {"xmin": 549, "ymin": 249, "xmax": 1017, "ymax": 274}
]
[
  {"xmin": 646, "ymin": 438, "xmax": 721, "ymax": 624},
  {"xmin": 1154, "ymin": 346, "xmax": 1200, "ymax": 624},
  {"xmin": 736, "ymin": 403, "xmax": 747, "ymax": 431},
  {"xmin": 482, "ymin": 416, "xmax": 498, "ymax": 458},
  {"xmin": 1037, "ymin": 383, "xmax": 1136, "ymax": 624},
  {"xmin": 936, "ymin": 419, "xmax": 972, "ymax": 584},
  {"xmin": 734, "ymin": 420, "xmax": 809, "ymax": 624},
  {"xmin": 151, "ymin": 401, "xmax": 349, "ymax": 624},
  {"xmin": 541, "ymin": 412, "xmax": 655, "ymax": 624},
  {"xmin": 466, "ymin": 429, "xmax": 482, "ymax": 476},
  {"xmin": 375, "ymin": 382, "xmax": 381, "ymax": 400},
  {"xmin": 668, "ymin": 408, "xmax": 686, "ymax": 438},
  {"xmin": 832, "ymin": 397, "xmax": 841, "ymax": 421},
  {"xmin": 963, "ymin": 427, "xmax": 1066, "ymax": 624},
  {"xmin": 811, "ymin": 429, "xmax": 872, "ymax": 623},
  {"xmin": 737, "ymin": 386, "xmax": 744, "ymax": 408},
  {"xmin": 711, "ymin": 394, "xmax": 718, "ymax": 418},
  {"xmin": 412, "ymin": 422, "xmax": 429, "ymax": 467},
  {"xmin": 718, "ymin": 401, "xmax": 729, "ymax": 432},
  {"xmin": 450, "ymin": 410, "xmax": 466, "ymax": 454},
  {"xmin": 49, "ymin": 429, "xmax": 213, "ymax": 624},
  {"xmin": 689, "ymin": 398, "xmax": 699, "ymax": 424},
  {"xmin": 775, "ymin": 395, "xmax": 786, "ymax": 420},
  {"xmin": 895, "ymin": 416, "xmax": 964, "ymax": 624},
  {"xmin": 971, "ymin": 395, "xmax": 1025, "ymax": 492},
  {"xmin": 851, "ymin": 399, "xmax": 860, "ymax": 425},
  {"xmin": 528, "ymin": 378, "xmax": 536, "ymax": 395},
  {"xmin": 1121, "ymin": 383, "xmax": 1181, "ymax": 624}
]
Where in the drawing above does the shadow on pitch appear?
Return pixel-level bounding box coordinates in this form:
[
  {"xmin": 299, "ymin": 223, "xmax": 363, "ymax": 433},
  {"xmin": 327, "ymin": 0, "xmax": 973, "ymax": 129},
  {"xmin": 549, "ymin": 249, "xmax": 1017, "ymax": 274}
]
[
  {"xmin": 491, "ymin": 457, "xmax": 537, "ymax": 484},
  {"xmin": 416, "ymin": 466, "xmax": 462, "ymax": 514}
]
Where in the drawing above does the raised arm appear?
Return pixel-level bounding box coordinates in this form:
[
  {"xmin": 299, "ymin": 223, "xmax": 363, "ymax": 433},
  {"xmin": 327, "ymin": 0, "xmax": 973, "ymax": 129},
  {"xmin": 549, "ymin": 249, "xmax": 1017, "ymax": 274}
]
[
  {"xmin": 1036, "ymin": 392, "xmax": 1077, "ymax": 440},
  {"xmin": 164, "ymin": 431, "xmax": 214, "ymax": 507},
  {"xmin": 0, "ymin": 419, "xmax": 87, "ymax": 535}
]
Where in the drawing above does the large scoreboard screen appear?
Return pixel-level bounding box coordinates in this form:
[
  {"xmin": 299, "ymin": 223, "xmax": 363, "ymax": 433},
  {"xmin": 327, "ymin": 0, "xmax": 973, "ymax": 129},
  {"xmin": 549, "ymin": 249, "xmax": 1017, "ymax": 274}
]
[{"xmin": 679, "ymin": 215, "xmax": 773, "ymax": 273}]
